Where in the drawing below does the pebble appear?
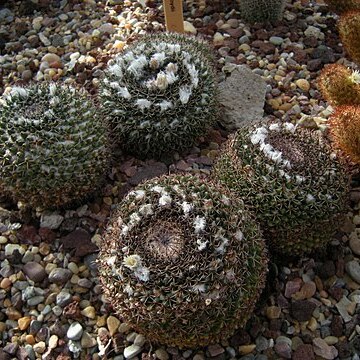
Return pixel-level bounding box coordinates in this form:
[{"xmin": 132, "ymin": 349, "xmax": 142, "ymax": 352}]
[
  {"xmin": 48, "ymin": 268, "xmax": 72, "ymax": 284},
  {"xmin": 23, "ymin": 262, "xmax": 47, "ymax": 283},
  {"xmin": 67, "ymin": 322, "xmax": 83, "ymax": 341},
  {"xmin": 81, "ymin": 306, "xmax": 96, "ymax": 319},
  {"xmin": 107, "ymin": 315, "xmax": 121, "ymax": 336},
  {"xmin": 124, "ymin": 344, "xmax": 142, "ymax": 359},
  {"xmin": 266, "ymin": 306, "xmax": 281, "ymax": 319},
  {"xmin": 295, "ymin": 79, "xmax": 310, "ymax": 92},
  {"xmin": 81, "ymin": 331, "xmax": 97, "ymax": 348},
  {"xmin": 239, "ymin": 344, "xmax": 256, "ymax": 355},
  {"xmin": 33, "ymin": 341, "xmax": 46, "ymax": 354},
  {"xmin": 313, "ymin": 338, "xmax": 338, "ymax": 360},
  {"xmin": 349, "ymin": 232, "xmax": 360, "ymax": 255},
  {"xmin": 40, "ymin": 213, "xmax": 64, "ymax": 229},
  {"xmin": 18, "ymin": 317, "xmax": 31, "ymax": 331},
  {"xmin": 345, "ymin": 260, "xmax": 360, "ymax": 284}
]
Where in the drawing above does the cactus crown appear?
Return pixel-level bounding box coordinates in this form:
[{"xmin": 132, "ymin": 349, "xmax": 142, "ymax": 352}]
[
  {"xmin": 100, "ymin": 33, "xmax": 218, "ymax": 159},
  {"xmin": 318, "ymin": 64, "xmax": 360, "ymax": 107},
  {"xmin": 213, "ymin": 122, "xmax": 349, "ymax": 255},
  {"xmin": 236, "ymin": 0, "xmax": 287, "ymax": 23},
  {"xmin": 98, "ymin": 174, "xmax": 267, "ymax": 348},
  {"xmin": 0, "ymin": 83, "xmax": 109, "ymax": 209}
]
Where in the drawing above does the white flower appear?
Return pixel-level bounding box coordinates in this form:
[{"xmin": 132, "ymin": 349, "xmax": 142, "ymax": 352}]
[
  {"xmin": 123, "ymin": 254, "xmax": 141, "ymax": 269},
  {"xmin": 194, "ymin": 216, "xmax": 206, "ymax": 234},
  {"xmin": 127, "ymin": 55, "xmax": 147, "ymax": 77},
  {"xmin": 350, "ymin": 69, "xmax": 360, "ymax": 84},
  {"xmin": 151, "ymin": 52, "xmax": 166, "ymax": 65},
  {"xmin": 118, "ymin": 87, "xmax": 131, "ymax": 99},
  {"xmin": 250, "ymin": 127, "xmax": 268, "ymax": 145},
  {"xmin": 136, "ymin": 98, "xmax": 152, "ymax": 110},
  {"xmin": 129, "ymin": 212, "xmax": 141, "ymax": 225},
  {"xmin": 134, "ymin": 266, "xmax": 150, "ymax": 282},
  {"xmin": 155, "ymin": 72, "xmax": 168, "ymax": 90},
  {"xmin": 166, "ymin": 62, "xmax": 178, "ymax": 73},
  {"xmin": 159, "ymin": 194, "xmax": 172, "ymax": 206},
  {"xmin": 157, "ymin": 100, "xmax": 173, "ymax": 112},
  {"xmin": 165, "ymin": 71, "xmax": 178, "ymax": 85},
  {"xmin": 215, "ymin": 236, "xmax": 229, "ymax": 254},
  {"xmin": 181, "ymin": 201, "xmax": 193, "ymax": 215},
  {"xmin": 269, "ymin": 123, "xmax": 280, "ymax": 131},
  {"xmin": 283, "ymin": 122, "xmax": 296, "ymax": 133},
  {"xmin": 151, "ymin": 185, "xmax": 165, "ymax": 194},
  {"xmin": 179, "ymin": 86, "xmax": 192, "ymax": 104},
  {"xmin": 139, "ymin": 204, "xmax": 153, "ymax": 216},
  {"xmin": 108, "ymin": 63, "xmax": 123, "ymax": 77}
]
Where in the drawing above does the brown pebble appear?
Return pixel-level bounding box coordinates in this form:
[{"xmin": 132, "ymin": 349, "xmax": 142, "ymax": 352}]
[{"xmin": 18, "ymin": 316, "xmax": 31, "ymax": 331}]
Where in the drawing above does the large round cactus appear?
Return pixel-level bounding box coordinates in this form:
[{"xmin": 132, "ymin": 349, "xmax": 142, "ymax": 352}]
[
  {"xmin": 98, "ymin": 174, "xmax": 268, "ymax": 348},
  {"xmin": 213, "ymin": 122, "xmax": 350, "ymax": 256},
  {"xmin": 100, "ymin": 33, "xmax": 218, "ymax": 159},
  {"xmin": 0, "ymin": 83, "xmax": 109, "ymax": 209}
]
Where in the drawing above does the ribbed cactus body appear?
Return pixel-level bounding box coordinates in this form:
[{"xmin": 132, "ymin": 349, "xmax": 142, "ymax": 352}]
[
  {"xmin": 236, "ymin": 0, "xmax": 287, "ymax": 23},
  {"xmin": 213, "ymin": 122, "xmax": 350, "ymax": 256},
  {"xmin": 100, "ymin": 33, "xmax": 217, "ymax": 160},
  {"xmin": 324, "ymin": 0, "xmax": 360, "ymax": 14},
  {"xmin": 0, "ymin": 83, "xmax": 109, "ymax": 209},
  {"xmin": 98, "ymin": 174, "xmax": 268, "ymax": 348},
  {"xmin": 339, "ymin": 11, "xmax": 360, "ymax": 65}
]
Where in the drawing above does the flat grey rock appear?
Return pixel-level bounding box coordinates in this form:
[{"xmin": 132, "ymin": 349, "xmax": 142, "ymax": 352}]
[{"xmin": 218, "ymin": 65, "xmax": 266, "ymax": 130}]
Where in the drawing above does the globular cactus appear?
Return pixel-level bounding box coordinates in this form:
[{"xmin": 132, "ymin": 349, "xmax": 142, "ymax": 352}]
[
  {"xmin": 339, "ymin": 11, "xmax": 360, "ymax": 65},
  {"xmin": 318, "ymin": 64, "xmax": 360, "ymax": 106},
  {"xmin": 329, "ymin": 105, "xmax": 360, "ymax": 164},
  {"xmin": 236, "ymin": 0, "xmax": 287, "ymax": 23},
  {"xmin": 100, "ymin": 33, "xmax": 218, "ymax": 160},
  {"xmin": 0, "ymin": 83, "xmax": 109, "ymax": 209},
  {"xmin": 323, "ymin": 0, "xmax": 360, "ymax": 14},
  {"xmin": 213, "ymin": 122, "xmax": 350, "ymax": 256},
  {"xmin": 98, "ymin": 174, "xmax": 268, "ymax": 348}
]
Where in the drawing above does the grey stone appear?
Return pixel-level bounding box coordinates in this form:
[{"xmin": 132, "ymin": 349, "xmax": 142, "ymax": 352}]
[
  {"xmin": 67, "ymin": 322, "xmax": 83, "ymax": 340},
  {"xmin": 23, "ymin": 262, "xmax": 47, "ymax": 283},
  {"xmin": 48, "ymin": 268, "xmax": 72, "ymax": 284},
  {"xmin": 0, "ymin": 8, "xmax": 14, "ymax": 25},
  {"xmin": 335, "ymin": 296, "xmax": 354, "ymax": 323},
  {"xmin": 40, "ymin": 213, "xmax": 64, "ymax": 229},
  {"xmin": 56, "ymin": 291, "xmax": 72, "ymax": 307},
  {"xmin": 269, "ymin": 36, "xmax": 284, "ymax": 46},
  {"xmin": 218, "ymin": 65, "xmax": 266, "ymax": 130},
  {"xmin": 27, "ymin": 296, "xmax": 45, "ymax": 306},
  {"xmin": 345, "ymin": 260, "xmax": 360, "ymax": 284},
  {"xmin": 124, "ymin": 344, "xmax": 142, "ymax": 359},
  {"xmin": 313, "ymin": 338, "xmax": 338, "ymax": 360}
]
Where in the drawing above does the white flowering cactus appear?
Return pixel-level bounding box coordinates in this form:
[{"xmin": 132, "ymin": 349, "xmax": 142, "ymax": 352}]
[
  {"xmin": 98, "ymin": 174, "xmax": 267, "ymax": 348},
  {"xmin": 213, "ymin": 121, "xmax": 350, "ymax": 256},
  {"xmin": 100, "ymin": 33, "xmax": 218, "ymax": 159},
  {"xmin": 0, "ymin": 83, "xmax": 109, "ymax": 209}
]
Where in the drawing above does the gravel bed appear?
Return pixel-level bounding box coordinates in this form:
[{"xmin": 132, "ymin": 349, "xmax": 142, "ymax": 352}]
[{"xmin": 1, "ymin": 0, "xmax": 360, "ymax": 359}]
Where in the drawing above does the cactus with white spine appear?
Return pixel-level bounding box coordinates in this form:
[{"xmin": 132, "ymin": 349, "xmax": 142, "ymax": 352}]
[
  {"xmin": 0, "ymin": 83, "xmax": 109, "ymax": 209},
  {"xmin": 100, "ymin": 33, "xmax": 218, "ymax": 159}
]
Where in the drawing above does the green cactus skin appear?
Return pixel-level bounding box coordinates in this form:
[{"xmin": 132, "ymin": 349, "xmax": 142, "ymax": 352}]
[
  {"xmin": 236, "ymin": 0, "xmax": 287, "ymax": 23},
  {"xmin": 213, "ymin": 122, "xmax": 350, "ymax": 256},
  {"xmin": 0, "ymin": 83, "xmax": 109, "ymax": 209},
  {"xmin": 324, "ymin": 0, "xmax": 360, "ymax": 14},
  {"xmin": 100, "ymin": 33, "xmax": 218, "ymax": 160},
  {"xmin": 98, "ymin": 174, "xmax": 268, "ymax": 348}
]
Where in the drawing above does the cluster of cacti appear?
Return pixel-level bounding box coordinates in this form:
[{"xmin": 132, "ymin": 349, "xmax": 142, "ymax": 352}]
[
  {"xmin": 318, "ymin": 64, "xmax": 360, "ymax": 106},
  {"xmin": 236, "ymin": 0, "xmax": 287, "ymax": 23},
  {"xmin": 323, "ymin": 0, "xmax": 360, "ymax": 14},
  {"xmin": 0, "ymin": 83, "xmax": 109, "ymax": 209},
  {"xmin": 212, "ymin": 122, "xmax": 349, "ymax": 256},
  {"xmin": 329, "ymin": 106, "xmax": 360, "ymax": 164},
  {"xmin": 100, "ymin": 33, "xmax": 218, "ymax": 159},
  {"xmin": 98, "ymin": 174, "xmax": 268, "ymax": 348}
]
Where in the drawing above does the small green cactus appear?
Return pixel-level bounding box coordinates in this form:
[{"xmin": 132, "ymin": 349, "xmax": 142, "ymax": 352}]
[
  {"xmin": 323, "ymin": 0, "xmax": 360, "ymax": 14},
  {"xmin": 236, "ymin": 0, "xmax": 287, "ymax": 23},
  {"xmin": 100, "ymin": 33, "xmax": 218, "ymax": 160},
  {"xmin": 318, "ymin": 64, "xmax": 360, "ymax": 106},
  {"xmin": 339, "ymin": 11, "xmax": 360, "ymax": 65},
  {"xmin": 98, "ymin": 174, "xmax": 268, "ymax": 348},
  {"xmin": 0, "ymin": 83, "xmax": 109, "ymax": 209},
  {"xmin": 213, "ymin": 122, "xmax": 350, "ymax": 256}
]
